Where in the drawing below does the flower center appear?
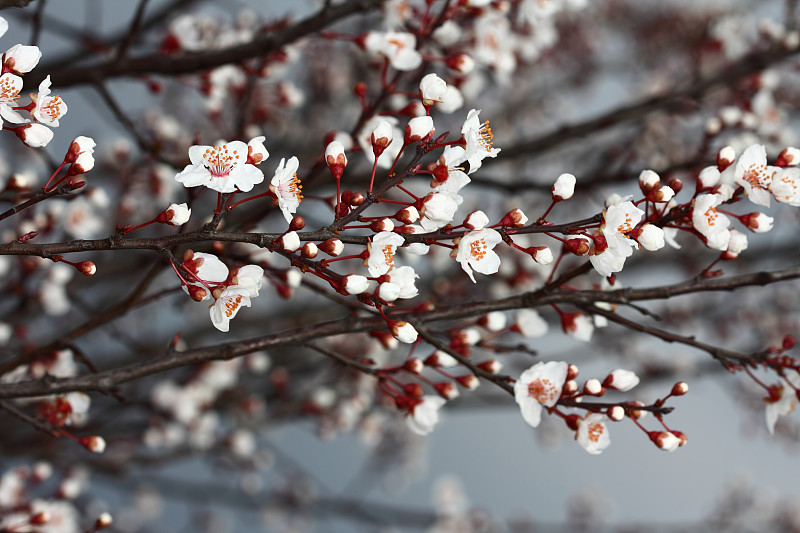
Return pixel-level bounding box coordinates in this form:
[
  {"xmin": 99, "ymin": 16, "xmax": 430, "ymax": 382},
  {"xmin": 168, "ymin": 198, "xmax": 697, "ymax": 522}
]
[
  {"xmin": 224, "ymin": 295, "xmax": 242, "ymax": 317},
  {"xmin": 0, "ymin": 76, "xmax": 19, "ymax": 103},
  {"xmin": 528, "ymin": 378, "xmax": 558, "ymax": 404},
  {"xmin": 743, "ymin": 163, "xmax": 771, "ymax": 189},
  {"xmin": 615, "ymin": 214, "xmax": 633, "ymax": 234},
  {"xmin": 42, "ymin": 95, "xmax": 64, "ymax": 121},
  {"xmin": 387, "ymin": 38, "xmax": 406, "ymax": 51},
  {"xmin": 478, "ymin": 120, "xmax": 494, "ymax": 152},
  {"xmin": 775, "ymin": 174, "xmax": 798, "ymax": 202},
  {"xmin": 469, "ymin": 238, "xmax": 487, "ymax": 261},
  {"xmin": 382, "ymin": 245, "xmax": 395, "ymax": 269},
  {"xmin": 704, "ymin": 205, "xmax": 719, "ymax": 226},
  {"xmin": 587, "ymin": 422, "xmax": 605, "ymax": 443},
  {"xmin": 279, "ymin": 173, "xmax": 303, "ymax": 202},
  {"xmin": 203, "ymin": 145, "xmax": 240, "ymax": 178}
]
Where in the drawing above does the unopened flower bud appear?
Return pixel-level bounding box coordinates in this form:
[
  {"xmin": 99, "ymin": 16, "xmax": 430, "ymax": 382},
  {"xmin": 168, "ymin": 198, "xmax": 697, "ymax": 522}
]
[
  {"xmin": 626, "ymin": 401, "xmax": 648, "ymax": 420},
  {"xmin": 584, "ymin": 378, "xmax": 604, "ymax": 395},
  {"xmin": 419, "ymin": 73, "xmax": 447, "ymax": 106},
  {"xmin": 698, "ymin": 166, "xmax": 721, "ymax": 189},
  {"xmin": 395, "ymin": 206, "xmax": 419, "ymax": 224},
  {"xmin": 70, "ymin": 135, "xmax": 96, "ymax": 156},
  {"xmin": 563, "ymin": 379, "xmax": 578, "ymax": 395},
  {"xmin": 404, "ymin": 358, "xmax": 424, "ymax": 374},
  {"xmin": 78, "ymin": 261, "xmax": 96, "ymax": 276},
  {"xmin": 289, "ymin": 216, "xmax": 305, "ymax": 231},
  {"xmin": 188, "ymin": 285, "xmax": 208, "ymax": 302},
  {"xmin": 717, "ymin": 145, "xmax": 736, "ymax": 171},
  {"xmin": 247, "ymin": 136, "xmax": 269, "ymax": 165},
  {"xmin": 378, "ymin": 282, "xmax": 401, "ymax": 302},
  {"xmin": 96, "ymin": 512, "xmax": 113, "ymax": 529},
  {"xmin": 370, "ymin": 120, "xmax": 394, "ymax": 157},
  {"xmin": 464, "ymin": 210, "xmax": 489, "ymax": 230},
  {"xmin": 649, "ymin": 430, "xmax": 682, "ymax": 452},
  {"xmin": 164, "ymin": 203, "xmax": 191, "ymax": 226},
  {"xmin": 341, "ymin": 190, "xmax": 364, "ymax": 206},
  {"xmin": 742, "ymin": 212, "xmax": 774, "ymax": 233},
  {"xmin": 403, "ymin": 383, "xmax": 424, "ymax": 398},
  {"xmin": 68, "ymin": 151, "xmax": 95, "ymax": 175},
  {"xmin": 434, "ymin": 381, "xmax": 459, "ymax": 399},
  {"xmin": 79, "ymin": 435, "xmax": 106, "ymax": 454},
  {"xmin": 279, "ymin": 231, "xmax": 301, "ymax": 252},
  {"xmin": 607, "ymin": 405, "xmax": 625, "ymax": 421},
  {"xmin": 405, "ymin": 115, "xmax": 434, "ymax": 143},
  {"xmin": 653, "ymin": 185, "xmax": 674, "ymax": 202},
  {"xmin": 552, "ymin": 173, "xmax": 576, "ymax": 200},
  {"xmin": 671, "ymin": 381, "xmax": 689, "ymax": 396},
  {"xmin": 498, "ymin": 208, "xmax": 528, "ymax": 227},
  {"xmin": 455, "ymin": 374, "xmax": 480, "ymax": 390},
  {"xmin": 603, "ymin": 369, "xmax": 640, "ymax": 391},
  {"xmin": 638, "ymin": 169, "xmax": 660, "ymax": 192},
  {"xmin": 301, "ymin": 242, "xmax": 318, "ymax": 258},
  {"xmin": 632, "ymin": 224, "xmax": 665, "ymax": 251},
  {"xmin": 319, "ymin": 238, "xmax": 344, "ymax": 256},
  {"xmin": 776, "ymin": 146, "xmax": 800, "ymax": 167},
  {"xmin": 529, "ymin": 246, "xmax": 553, "ymax": 265},
  {"xmin": 390, "ymin": 320, "xmax": 418, "ymax": 343},
  {"xmin": 567, "ymin": 364, "xmax": 579, "ymax": 380},
  {"xmin": 477, "ymin": 359, "xmax": 503, "ymax": 374},
  {"xmin": 445, "ymin": 53, "xmax": 474, "ymax": 75},
  {"xmin": 16, "ymin": 123, "xmax": 53, "ymax": 148},
  {"xmin": 325, "ymin": 140, "xmax": 348, "ymax": 180},
  {"xmin": 342, "ymin": 274, "xmax": 369, "ymax": 295},
  {"xmin": 371, "ymin": 218, "xmax": 394, "ymax": 232},
  {"xmin": 565, "ymin": 237, "xmax": 590, "ymax": 255}
]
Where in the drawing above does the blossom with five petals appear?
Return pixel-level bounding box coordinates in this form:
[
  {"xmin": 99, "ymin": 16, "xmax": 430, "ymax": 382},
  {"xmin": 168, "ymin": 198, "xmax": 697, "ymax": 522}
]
[
  {"xmin": 175, "ymin": 141, "xmax": 264, "ymax": 193},
  {"xmin": 576, "ymin": 413, "xmax": 611, "ymax": 454},
  {"xmin": 765, "ymin": 370, "xmax": 800, "ymax": 435},
  {"xmin": 692, "ymin": 193, "xmax": 731, "ymax": 250},
  {"xmin": 455, "ymin": 228, "xmax": 502, "ymax": 283},
  {"xmin": 31, "ymin": 75, "xmax": 67, "ymax": 127},
  {"xmin": 461, "ymin": 109, "xmax": 500, "ymax": 174},
  {"xmin": 367, "ymin": 231, "xmax": 405, "ymax": 277},
  {"xmin": 0, "ymin": 73, "xmax": 25, "ymax": 126},
  {"xmin": 209, "ymin": 287, "xmax": 251, "ymax": 332},
  {"xmin": 514, "ymin": 361, "xmax": 568, "ymax": 428},
  {"xmin": 734, "ymin": 144, "xmax": 778, "ymax": 207},
  {"xmin": 270, "ymin": 156, "xmax": 303, "ymax": 223}
]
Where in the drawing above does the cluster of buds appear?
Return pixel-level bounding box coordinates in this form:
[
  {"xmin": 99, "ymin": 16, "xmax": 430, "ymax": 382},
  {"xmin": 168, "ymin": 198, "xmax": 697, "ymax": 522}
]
[{"xmin": 513, "ymin": 361, "xmax": 688, "ymax": 454}]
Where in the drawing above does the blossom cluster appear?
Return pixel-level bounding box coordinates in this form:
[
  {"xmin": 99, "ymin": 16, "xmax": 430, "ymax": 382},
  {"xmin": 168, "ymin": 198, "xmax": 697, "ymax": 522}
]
[{"xmin": 0, "ymin": 17, "xmax": 67, "ymax": 148}]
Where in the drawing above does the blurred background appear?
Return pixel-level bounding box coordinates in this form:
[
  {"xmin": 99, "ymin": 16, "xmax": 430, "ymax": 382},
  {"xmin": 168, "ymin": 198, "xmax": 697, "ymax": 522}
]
[{"xmin": 1, "ymin": 0, "xmax": 800, "ymax": 531}]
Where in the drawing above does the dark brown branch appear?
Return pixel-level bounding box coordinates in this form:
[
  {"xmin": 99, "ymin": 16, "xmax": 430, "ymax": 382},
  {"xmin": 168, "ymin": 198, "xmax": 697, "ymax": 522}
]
[
  {"xmin": 0, "ymin": 400, "xmax": 57, "ymax": 437},
  {"xmin": 413, "ymin": 324, "xmax": 515, "ymax": 394},
  {"xmin": 115, "ymin": 0, "xmax": 150, "ymax": 61},
  {"xmin": 25, "ymin": 0, "xmax": 384, "ymax": 89},
  {"xmin": 0, "ymin": 259, "xmax": 170, "ymax": 376},
  {"xmin": 305, "ymin": 341, "xmax": 379, "ymax": 375},
  {"xmin": 29, "ymin": 0, "xmax": 45, "ymax": 46},
  {"xmin": 0, "ymin": 213, "xmax": 604, "ymax": 257},
  {"xmin": 0, "ymin": 181, "xmax": 82, "ymax": 224},
  {"xmin": 578, "ymin": 303, "xmax": 760, "ymax": 363},
  {"xmin": 1, "ymin": 264, "xmax": 797, "ymax": 399}
]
